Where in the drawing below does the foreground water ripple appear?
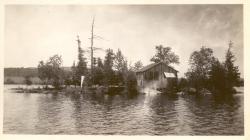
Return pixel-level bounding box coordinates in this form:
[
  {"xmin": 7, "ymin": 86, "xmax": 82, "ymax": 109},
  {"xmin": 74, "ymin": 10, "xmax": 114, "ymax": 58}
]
[{"xmin": 3, "ymin": 85, "xmax": 244, "ymax": 135}]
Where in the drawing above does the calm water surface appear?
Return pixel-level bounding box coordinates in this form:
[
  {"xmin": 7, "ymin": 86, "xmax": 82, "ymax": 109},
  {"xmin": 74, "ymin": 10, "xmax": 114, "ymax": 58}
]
[{"xmin": 3, "ymin": 85, "xmax": 244, "ymax": 135}]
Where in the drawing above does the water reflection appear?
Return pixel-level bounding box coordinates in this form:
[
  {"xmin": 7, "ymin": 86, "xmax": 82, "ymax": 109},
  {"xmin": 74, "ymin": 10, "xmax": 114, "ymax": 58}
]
[{"xmin": 3, "ymin": 85, "xmax": 244, "ymax": 135}]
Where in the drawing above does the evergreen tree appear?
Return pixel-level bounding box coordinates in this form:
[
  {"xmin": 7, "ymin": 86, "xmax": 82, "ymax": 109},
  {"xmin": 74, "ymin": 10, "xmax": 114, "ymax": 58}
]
[
  {"xmin": 114, "ymin": 49, "xmax": 128, "ymax": 85},
  {"xmin": 97, "ymin": 57, "xmax": 104, "ymax": 68},
  {"xmin": 209, "ymin": 59, "xmax": 227, "ymax": 94},
  {"xmin": 92, "ymin": 58, "xmax": 105, "ymax": 85},
  {"xmin": 76, "ymin": 43, "xmax": 87, "ymax": 85},
  {"xmin": 114, "ymin": 49, "xmax": 127, "ymax": 72},
  {"xmin": 224, "ymin": 41, "xmax": 240, "ymax": 92},
  {"xmin": 103, "ymin": 49, "xmax": 115, "ymax": 85}
]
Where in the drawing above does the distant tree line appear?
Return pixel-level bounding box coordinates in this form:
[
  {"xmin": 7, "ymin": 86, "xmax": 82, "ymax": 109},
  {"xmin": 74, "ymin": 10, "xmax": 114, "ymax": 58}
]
[
  {"xmin": 4, "ymin": 68, "xmax": 38, "ymax": 77},
  {"xmin": 4, "ymin": 67, "xmax": 71, "ymax": 85},
  {"xmin": 4, "ymin": 68, "xmax": 40, "ymax": 85}
]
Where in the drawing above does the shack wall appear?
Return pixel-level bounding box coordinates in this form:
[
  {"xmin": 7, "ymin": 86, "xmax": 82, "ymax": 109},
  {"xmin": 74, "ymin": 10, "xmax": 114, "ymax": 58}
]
[{"xmin": 136, "ymin": 63, "xmax": 177, "ymax": 89}]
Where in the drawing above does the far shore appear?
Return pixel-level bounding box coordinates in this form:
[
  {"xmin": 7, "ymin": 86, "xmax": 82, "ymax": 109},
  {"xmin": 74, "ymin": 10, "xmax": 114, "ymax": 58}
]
[{"xmin": 5, "ymin": 84, "xmax": 244, "ymax": 96}]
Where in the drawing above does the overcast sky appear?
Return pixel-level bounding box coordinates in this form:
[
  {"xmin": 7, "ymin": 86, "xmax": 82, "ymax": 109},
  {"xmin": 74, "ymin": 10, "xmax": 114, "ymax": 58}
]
[{"xmin": 4, "ymin": 5, "xmax": 243, "ymax": 77}]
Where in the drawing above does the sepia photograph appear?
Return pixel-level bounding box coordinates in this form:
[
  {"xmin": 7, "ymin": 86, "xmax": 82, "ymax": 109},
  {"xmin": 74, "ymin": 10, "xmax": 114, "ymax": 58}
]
[{"xmin": 2, "ymin": 4, "xmax": 244, "ymax": 135}]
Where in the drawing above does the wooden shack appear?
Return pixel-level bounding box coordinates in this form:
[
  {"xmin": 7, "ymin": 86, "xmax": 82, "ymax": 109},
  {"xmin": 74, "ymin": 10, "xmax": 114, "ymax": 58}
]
[{"xmin": 135, "ymin": 62, "xmax": 178, "ymax": 90}]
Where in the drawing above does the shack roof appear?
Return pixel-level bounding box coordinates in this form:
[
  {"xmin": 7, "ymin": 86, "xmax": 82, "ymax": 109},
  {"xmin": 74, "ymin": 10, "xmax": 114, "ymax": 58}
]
[{"xmin": 136, "ymin": 62, "xmax": 178, "ymax": 73}]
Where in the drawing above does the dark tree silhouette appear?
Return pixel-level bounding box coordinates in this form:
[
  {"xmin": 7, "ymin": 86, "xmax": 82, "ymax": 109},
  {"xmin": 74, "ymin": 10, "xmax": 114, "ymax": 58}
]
[
  {"xmin": 24, "ymin": 75, "xmax": 32, "ymax": 86},
  {"xmin": 126, "ymin": 70, "xmax": 137, "ymax": 93},
  {"xmin": 133, "ymin": 60, "xmax": 143, "ymax": 71},
  {"xmin": 38, "ymin": 61, "xmax": 50, "ymax": 88},
  {"xmin": 92, "ymin": 58, "xmax": 105, "ymax": 85},
  {"xmin": 114, "ymin": 49, "xmax": 127, "ymax": 72},
  {"xmin": 209, "ymin": 59, "xmax": 227, "ymax": 94},
  {"xmin": 37, "ymin": 54, "xmax": 63, "ymax": 89},
  {"xmin": 185, "ymin": 46, "xmax": 215, "ymax": 91},
  {"xmin": 76, "ymin": 44, "xmax": 87, "ymax": 84},
  {"xmin": 114, "ymin": 49, "xmax": 128, "ymax": 85},
  {"xmin": 103, "ymin": 49, "xmax": 115, "ymax": 85},
  {"xmin": 224, "ymin": 41, "xmax": 241, "ymax": 92},
  {"xmin": 151, "ymin": 45, "xmax": 179, "ymax": 65}
]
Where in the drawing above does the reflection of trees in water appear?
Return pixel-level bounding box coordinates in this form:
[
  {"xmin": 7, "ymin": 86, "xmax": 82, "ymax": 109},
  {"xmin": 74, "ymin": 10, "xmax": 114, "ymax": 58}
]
[
  {"xmin": 33, "ymin": 92, "xmax": 243, "ymax": 135},
  {"xmin": 146, "ymin": 93, "xmax": 243, "ymax": 135},
  {"xmin": 180, "ymin": 95, "xmax": 214, "ymax": 135},
  {"xmin": 182, "ymin": 94, "xmax": 243, "ymax": 135},
  {"xmin": 212, "ymin": 95, "xmax": 244, "ymax": 135},
  {"xmin": 67, "ymin": 92, "xmax": 142, "ymax": 134},
  {"xmin": 148, "ymin": 94, "xmax": 177, "ymax": 135},
  {"xmin": 5, "ymin": 83, "xmax": 244, "ymax": 135},
  {"xmin": 147, "ymin": 94, "xmax": 194, "ymax": 135},
  {"xmin": 149, "ymin": 94, "xmax": 178, "ymax": 115},
  {"xmin": 92, "ymin": 93, "xmax": 142, "ymax": 135},
  {"xmin": 35, "ymin": 94, "xmax": 62, "ymax": 134},
  {"xmin": 69, "ymin": 93, "xmax": 89, "ymax": 134}
]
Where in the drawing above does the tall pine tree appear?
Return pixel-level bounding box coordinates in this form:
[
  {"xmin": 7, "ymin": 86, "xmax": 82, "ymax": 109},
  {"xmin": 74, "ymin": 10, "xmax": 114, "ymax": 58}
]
[
  {"xmin": 75, "ymin": 36, "xmax": 87, "ymax": 85},
  {"xmin": 224, "ymin": 41, "xmax": 240, "ymax": 92},
  {"xmin": 92, "ymin": 58, "xmax": 105, "ymax": 85},
  {"xmin": 77, "ymin": 45, "xmax": 87, "ymax": 75},
  {"xmin": 103, "ymin": 49, "xmax": 115, "ymax": 85}
]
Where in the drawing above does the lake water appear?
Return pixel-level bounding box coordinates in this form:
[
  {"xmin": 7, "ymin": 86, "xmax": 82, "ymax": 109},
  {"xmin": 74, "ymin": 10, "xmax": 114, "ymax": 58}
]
[{"xmin": 3, "ymin": 85, "xmax": 244, "ymax": 135}]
